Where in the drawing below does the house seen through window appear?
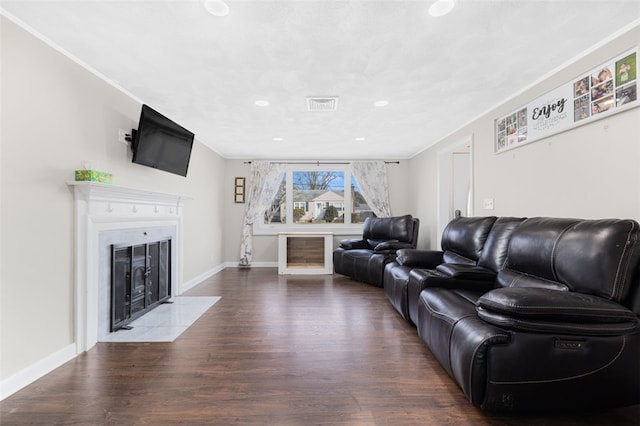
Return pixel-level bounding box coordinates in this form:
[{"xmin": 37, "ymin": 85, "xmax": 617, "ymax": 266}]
[{"xmin": 264, "ymin": 168, "xmax": 375, "ymax": 226}]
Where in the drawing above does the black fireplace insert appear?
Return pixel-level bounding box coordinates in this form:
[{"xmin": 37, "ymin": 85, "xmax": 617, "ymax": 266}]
[{"xmin": 111, "ymin": 239, "xmax": 171, "ymax": 331}]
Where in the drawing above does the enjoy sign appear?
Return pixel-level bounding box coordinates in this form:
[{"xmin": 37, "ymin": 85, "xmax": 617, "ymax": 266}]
[{"xmin": 495, "ymin": 49, "xmax": 638, "ymax": 153}]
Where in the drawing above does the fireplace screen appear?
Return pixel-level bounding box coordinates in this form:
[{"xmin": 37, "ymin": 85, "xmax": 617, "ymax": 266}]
[{"xmin": 111, "ymin": 239, "xmax": 171, "ymax": 331}]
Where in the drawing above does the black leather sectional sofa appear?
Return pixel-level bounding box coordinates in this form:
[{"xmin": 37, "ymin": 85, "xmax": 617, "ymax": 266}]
[
  {"xmin": 335, "ymin": 215, "xmax": 640, "ymax": 412},
  {"xmin": 333, "ymin": 214, "xmax": 419, "ymax": 287}
]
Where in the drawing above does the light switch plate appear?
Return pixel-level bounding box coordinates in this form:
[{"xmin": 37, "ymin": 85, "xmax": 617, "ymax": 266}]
[{"xmin": 483, "ymin": 198, "xmax": 495, "ymax": 210}]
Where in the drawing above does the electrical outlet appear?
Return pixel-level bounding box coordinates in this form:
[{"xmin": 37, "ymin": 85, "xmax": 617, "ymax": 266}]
[
  {"xmin": 118, "ymin": 128, "xmax": 129, "ymax": 145},
  {"xmin": 483, "ymin": 198, "xmax": 495, "ymax": 210}
]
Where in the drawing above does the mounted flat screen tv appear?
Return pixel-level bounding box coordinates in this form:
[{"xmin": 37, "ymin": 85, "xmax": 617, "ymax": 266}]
[{"xmin": 131, "ymin": 104, "xmax": 194, "ymax": 177}]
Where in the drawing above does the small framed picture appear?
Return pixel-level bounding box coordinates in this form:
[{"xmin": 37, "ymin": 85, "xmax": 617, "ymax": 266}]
[{"xmin": 234, "ymin": 177, "xmax": 246, "ymax": 203}]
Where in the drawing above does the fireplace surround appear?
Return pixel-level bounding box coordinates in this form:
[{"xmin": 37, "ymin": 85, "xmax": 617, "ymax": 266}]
[{"xmin": 68, "ymin": 181, "xmax": 190, "ymax": 353}]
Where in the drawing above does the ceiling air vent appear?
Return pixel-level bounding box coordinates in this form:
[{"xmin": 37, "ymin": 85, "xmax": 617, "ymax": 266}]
[{"xmin": 307, "ymin": 96, "xmax": 339, "ymax": 112}]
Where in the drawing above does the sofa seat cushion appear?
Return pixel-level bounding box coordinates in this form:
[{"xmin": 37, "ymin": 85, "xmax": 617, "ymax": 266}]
[
  {"xmin": 436, "ymin": 264, "xmax": 496, "ymax": 281},
  {"xmin": 407, "ymin": 268, "xmax": 496, "ymax": 325},
  {"xmin": 497, "ymin": 269, "xmax": 570, "ymax": 291},
  {"xmin": 477, "ymin": 287, "xmax": 640, "ymax": 335},
  {"xmin": 342, "ymin": 248, "xmax": 374, "ymax": 260}
]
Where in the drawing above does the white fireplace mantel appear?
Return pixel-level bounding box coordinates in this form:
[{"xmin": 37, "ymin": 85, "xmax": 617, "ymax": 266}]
[{"xmin": 67, "ymin": 181, "xmax": 192, "ymax": 353}]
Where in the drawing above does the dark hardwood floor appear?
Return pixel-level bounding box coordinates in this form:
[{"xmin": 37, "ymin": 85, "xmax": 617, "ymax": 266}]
[{"xmin": 2, "ymin": 267, "xmax": 638, "ymax": 425}]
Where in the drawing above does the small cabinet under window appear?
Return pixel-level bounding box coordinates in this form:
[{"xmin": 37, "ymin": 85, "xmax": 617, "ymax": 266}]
[
  {"xmin": 278, "ymin": 232, "xmax": 333, "ymax": 274},
  {"xmin": 111, "ymin": 239, "xmax": 171, "ymax": 331}
]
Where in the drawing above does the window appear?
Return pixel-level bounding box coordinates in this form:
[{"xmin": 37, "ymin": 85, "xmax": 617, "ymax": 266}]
[{"xmin": 258, "ymin": 165, "xmax": 375, "ymax": 234}]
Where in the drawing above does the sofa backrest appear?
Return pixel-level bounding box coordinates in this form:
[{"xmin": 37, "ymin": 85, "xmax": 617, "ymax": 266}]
[
  {"xmin": 476, "ymin": 217, "xmax": 526, "ymax": 273},
  {"xmin": 440, "ymin": 216, "xmax": 497, "ymax": 265},
  {"xmin": 497, "ymin": 217, "xmax": 640, "ymax": 304},
  {"xmin": 362, "ymin": 215, "xmax": 419, "ymax": 246}
]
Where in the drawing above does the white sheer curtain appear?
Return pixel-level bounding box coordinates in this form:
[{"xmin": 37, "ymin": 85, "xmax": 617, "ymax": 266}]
[
  {"xmin": 351, "ymin": 161, "xmax": 392, "ymax": 218},
  {"xmin": 239, "ymin": 161, "xmax": 286, "ymax": 266}
]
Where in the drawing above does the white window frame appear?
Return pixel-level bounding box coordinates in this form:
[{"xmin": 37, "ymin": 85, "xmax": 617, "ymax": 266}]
[{"xmin": 253, "ymin": 164, "xmax": 364, "ymax": 235}]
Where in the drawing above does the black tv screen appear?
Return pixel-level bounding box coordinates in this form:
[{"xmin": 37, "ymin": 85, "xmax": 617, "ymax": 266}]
[{"xmin": 132, "ymin": 105, "xmax": 194, "ymax": 177}]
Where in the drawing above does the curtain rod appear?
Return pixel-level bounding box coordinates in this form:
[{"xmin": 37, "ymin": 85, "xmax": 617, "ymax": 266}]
[{"xmin": 243, "ymin": 161, "xmax": 400, "ymax": 165}]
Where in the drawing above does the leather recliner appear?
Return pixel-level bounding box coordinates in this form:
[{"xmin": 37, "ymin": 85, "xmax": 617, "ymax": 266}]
[
  {"xmin": 333, "ymin": 215, "xmax": 419, "ymax": 287},
  {"xmin": 382, "ymin": 216, "xmax": 496, "ymax": 322},
  {"xmin": 404, "ymin": 216, "xmax": 524, "ymax": 325},
  {"xmin": 384, "ymin": 216, "xmax": 526, "ymax": 325},
  {"xmin": 417, "ymin": 217, "xmax": 640, "ymax": 412}
]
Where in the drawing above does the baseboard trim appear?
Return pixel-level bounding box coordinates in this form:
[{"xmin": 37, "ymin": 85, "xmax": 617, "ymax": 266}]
[
  {"xmin": 181, "ymin": 263, "xmax": 226, "ymax": 293},
  {"xmin": 1, "ymin": 343, "xmax": 77, "ymax": 401},
  {"xmin": 180, "ymin": 261, "xmax": 278, "ymax": 293},
  {"xmin": 224, "ymin": 261, "xmax": 278, "ymax": 268}
]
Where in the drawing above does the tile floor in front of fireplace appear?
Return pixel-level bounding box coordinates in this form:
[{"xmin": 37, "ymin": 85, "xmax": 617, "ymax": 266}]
[{"xmin": 101, "ymin": 296, "xmax": 221, "ymax": 343}]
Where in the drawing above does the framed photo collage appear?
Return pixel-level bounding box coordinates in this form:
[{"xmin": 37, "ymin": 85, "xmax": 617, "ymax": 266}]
[{"xmin": 495, "ymin": 49, "xmax": 638, "ymax": 153}]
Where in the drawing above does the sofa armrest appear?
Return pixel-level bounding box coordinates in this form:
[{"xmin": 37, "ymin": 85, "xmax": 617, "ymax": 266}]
[
  {"xmin": 374, "ymin": 241, "xmax": 414, "ymax": 252},
  {"xmin": 476, "ymin": 287, "xmax": 639, "ymax": 336},
  {"xmin": 435, "ymin": 264, "xmax": 496, "ymax": 281},
  {"xmin": 339, "ymin": 238, "xmax": 369, "ymax": 250},
  {"xmin": 396, "ymin": 249, "xmax": 443, "ymax": 267}
]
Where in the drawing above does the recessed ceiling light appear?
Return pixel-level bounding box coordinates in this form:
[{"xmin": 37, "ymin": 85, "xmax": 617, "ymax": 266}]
[
  {"xmin": 203, "ymin": 0, "xmax": 230, "ymax": 17},
  {"xmin": 429, "ymin": 0, "xmax": 456, "ymax": 17},
  {"xmin": 355, "ymin": 137, "xmax": 366, "ymax": 142},
  {"xmin": 254, "ymin": 100, "xmax": 270, "ymax": 107},
  {"xmin": 374, "ymin": 100, "xmax": 389, "ymax": 107},
  {"xmin": 273, "ymin": 137, "xmax": 283, "ymax": 141}
]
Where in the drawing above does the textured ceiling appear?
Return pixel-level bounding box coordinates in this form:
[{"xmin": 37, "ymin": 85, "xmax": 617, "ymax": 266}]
[{"xmin": 2, "ymin": 1, "xmax": 640, "ymax": 160}]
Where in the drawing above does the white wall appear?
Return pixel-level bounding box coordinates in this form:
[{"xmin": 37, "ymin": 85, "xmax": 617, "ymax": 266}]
[
  {"xmin": 0, "ymin": 17, "xmax": 225, "ymax": 382},
  {"xmin": 223, "ymin": 160, "xmax": 250, "ymax": 263},
  {"xmin": 410, "ymin": 23, "xmax": 640, "ymax": 250},
  {"xmin": 221, "ymin": 160, "xmax": 412, "ymax": 264},
  {"xmin": 6, "ymin": 8, "xmax": 636, "ymax": 398}
]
